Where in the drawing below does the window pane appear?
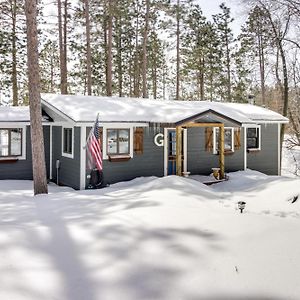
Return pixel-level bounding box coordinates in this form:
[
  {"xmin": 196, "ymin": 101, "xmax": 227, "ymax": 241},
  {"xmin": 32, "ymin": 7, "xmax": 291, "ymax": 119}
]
[
  {"xmin": 63, "ymin": 128, "xmax": 72, "ymax": 154},
  {"xmin": 119, "ymin": 129, "xmax": 129, "ymax": 154},
  {"xmin": 215, "ymin": 128, "xmax": 219, "ymax": 151},
  {"xmin": 107, "ymin": 129, "xmax": 117, "ymax": 154},
  {"xmin": 10, "ymin": 129, "xmax": 22, "ymax": 156},
  {"xmin": 247, "ymin": 128, "xmax": 257, "ymax": 138},
  {"xmin": 224, "ymin": 129, "xmax": 232, "ymax": 150},
  {"xmin": 247, "ymin": 128, "xmax": 259, "ymax": 149},
  {"xmin": 247, "ymin": 138, "xmax": 257, "ymax": 148},
  {"xmin": 0, "ymin": 130, "xmax": 9, "ymax": 156},
  {"xmin": 68, "ymin": 129, "xmax": 72, "ymax": 153}
]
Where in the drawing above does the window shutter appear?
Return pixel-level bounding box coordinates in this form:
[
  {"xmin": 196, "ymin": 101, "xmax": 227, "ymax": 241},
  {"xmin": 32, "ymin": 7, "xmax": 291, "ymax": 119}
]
[
  {"xmin": 205, "ymin": 127, "xmax": 213, "ymax": 152},
  {"xmin": 134, "ymin": 127, "xmax": 144, "ymax": 154},
  {"xmin": 234, "ymin": 128, "xmax": 241, "ymax": 150}
]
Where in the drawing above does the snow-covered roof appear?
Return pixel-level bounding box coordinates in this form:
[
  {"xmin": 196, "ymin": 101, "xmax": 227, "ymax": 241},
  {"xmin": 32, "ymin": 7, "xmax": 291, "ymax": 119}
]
[
  {"xmin": 0, "ymin": 95, "xmax": 288, "ymax": 124},
  {"xmin": 0, "ymin": 106, "xmax": 30, "ymax": 122},
  {"xmin": 40, "ymin": 93, "xmax": 287, "ymax": 124}
]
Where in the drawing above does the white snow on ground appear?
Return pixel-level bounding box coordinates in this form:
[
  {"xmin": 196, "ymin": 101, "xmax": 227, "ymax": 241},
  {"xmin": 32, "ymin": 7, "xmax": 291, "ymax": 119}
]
[
  {"xmin": 0, "ymin": 171, "xmax": 300, "ymax": 300},
  {"xmin": 282, "ymin": 144, "xmax": 300, "ymax": 177}
]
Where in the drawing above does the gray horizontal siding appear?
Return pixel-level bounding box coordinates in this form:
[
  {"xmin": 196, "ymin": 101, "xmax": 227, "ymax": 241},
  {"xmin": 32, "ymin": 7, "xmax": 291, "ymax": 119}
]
[
  {"xmin": 0, "ymin": 125, "xmax": 51, "ymax": 180},
  {"xmin": 86, "ymin": 127, "xmax": 164, "ymax": 187},
  {"xmin": 247, "ymin": 124, "xmax": 279, "ymax": 175},
  {"xmin": 51, "ymin": 126, "xmax": 81, "ymax": 189},
  {"xmin": 187, "ymin": 127, "xmax": 244, "ymax": 175}
]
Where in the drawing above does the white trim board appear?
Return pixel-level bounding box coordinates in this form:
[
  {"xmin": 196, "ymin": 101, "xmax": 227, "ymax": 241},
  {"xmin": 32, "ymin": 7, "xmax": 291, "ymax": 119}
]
[
  {"xmin": 0, "ymin": 124, "xmax": 27, "ymax": 160},
  {"xmin": 163, "ymin": 128, "xmax": 187, "ymax": 176},
  {"xmin": 80, "ymin": 126, "xmax": 87, "ymax": 190},
  {"xmin": 61, "ymin": 126, "xmax": 74, "ymax": 159}
]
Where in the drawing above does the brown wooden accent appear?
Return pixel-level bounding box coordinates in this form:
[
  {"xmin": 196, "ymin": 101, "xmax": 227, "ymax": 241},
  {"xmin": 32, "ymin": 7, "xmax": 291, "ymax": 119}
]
[
  {"xmin": 175, "ymin": 122, "xmax": 225, "ymax": 179},
  {"xmin": 234, "ymin": 127, "xmax": 241, "ymax": 150},
  {"xmin": 205, "ymin": 127, "xmax": 213, "ymax": 152},
  {"xmin": 219, "ymin": 125, "xmax": 225, "ymax": 179},
  {"xmin": 134, "ymin": 127, "xmax": 144, "ymax": 154},
  {"xmin": 183, "ymin": 122, "xmax": 223, "ymax": 128},
  {"xmin": 108, "ymin": 154, "xmax": 131, "ymax": 162},
  {"xmin": 0, "ymin": 159, "xmax": 18, "ymax": 163},
  {"xmin": 176, "ymin": 126, "xmax": 182, "ymax": 176}
]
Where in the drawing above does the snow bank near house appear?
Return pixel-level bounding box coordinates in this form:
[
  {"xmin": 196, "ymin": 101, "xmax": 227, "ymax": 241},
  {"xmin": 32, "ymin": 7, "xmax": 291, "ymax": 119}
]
[
  {"xmin": 282, "ymin": 144, "xmax": 300, "ymax": 177},
  {"xmin": 0, "ymin": 171, "xmax": 300, "ymax": 300}
]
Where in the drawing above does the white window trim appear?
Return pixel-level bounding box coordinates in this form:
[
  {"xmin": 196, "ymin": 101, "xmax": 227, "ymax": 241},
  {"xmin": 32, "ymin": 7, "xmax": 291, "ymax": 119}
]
[
  {"xmin": 61, "ymin": 126, "xmax": 74, "ymax": 159},
  {"xmin": 246, "ymin": 125, "xmax": 261, "ymax": 151},
  {"xmin": 102, "ymin": 124, "xmax": 133, "ymax": 160},
  {"xmin": 213, "ymin": 127, "xmax": 234, "ymax": 154},
  {"xmin": 0, "ymin": 125, "xmax": 26, "ymax": 160}
]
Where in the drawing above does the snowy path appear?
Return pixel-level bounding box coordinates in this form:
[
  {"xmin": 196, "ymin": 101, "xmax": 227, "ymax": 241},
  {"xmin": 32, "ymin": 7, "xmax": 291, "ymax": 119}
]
[{"xmin": 0, "ymin": 172, "xmax": 300, "ymax": 300}]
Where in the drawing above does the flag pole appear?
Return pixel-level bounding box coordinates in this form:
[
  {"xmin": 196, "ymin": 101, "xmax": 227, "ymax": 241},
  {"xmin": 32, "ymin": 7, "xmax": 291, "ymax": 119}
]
[{"xmin": 84, "ymin": 113, "xmax": 100, "ymax": 149}]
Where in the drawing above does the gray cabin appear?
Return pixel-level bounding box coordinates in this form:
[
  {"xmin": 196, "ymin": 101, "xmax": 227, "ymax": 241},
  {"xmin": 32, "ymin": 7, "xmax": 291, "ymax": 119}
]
[{"xmin": 0, "ymin": 94, "xmax": 289, "ymax": 190}]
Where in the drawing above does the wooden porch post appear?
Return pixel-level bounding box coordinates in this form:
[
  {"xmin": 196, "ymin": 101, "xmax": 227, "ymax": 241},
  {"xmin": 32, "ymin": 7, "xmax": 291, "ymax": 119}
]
[
  {"xmin": 176, "ymin": 126, "xmax": 182, "ymax": 176},
  {"xmin": 219, "ymin": 124, "xmax": 225, "ymax": 179}
]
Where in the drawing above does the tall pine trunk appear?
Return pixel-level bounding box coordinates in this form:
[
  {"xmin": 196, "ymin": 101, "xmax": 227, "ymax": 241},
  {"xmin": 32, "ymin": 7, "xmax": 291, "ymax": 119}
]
[
  {"xmin": 85, "ymin": 0, "xmax": 92, "ymax": 95},
  {"xmin": 142, "ymin": 0, "xmax": 150, "ymax": 98},
  {"xmin": 25, "ymin": 0, "xmax": 48, "ymax": 195},
  {"xmin": 11, "ymin": 0, "xmax": 18, "ymax": 106},
  {"xmin": 58, "ymin": 0, "xmax": 68, "ymax": 94},
  {"xmin": 175, "ymin": 0, "xmax": 180, "ymax": 100},
  {"xmin": 106, "ymin": 0, "xmax": 113, "ymax": 96}
]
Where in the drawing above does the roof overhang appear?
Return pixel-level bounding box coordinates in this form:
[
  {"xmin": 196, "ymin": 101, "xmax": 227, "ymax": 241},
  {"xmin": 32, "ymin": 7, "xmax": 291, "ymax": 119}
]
[{"xmin": 175, "ymin": 109, "xmax": 243, "ymax": 127}]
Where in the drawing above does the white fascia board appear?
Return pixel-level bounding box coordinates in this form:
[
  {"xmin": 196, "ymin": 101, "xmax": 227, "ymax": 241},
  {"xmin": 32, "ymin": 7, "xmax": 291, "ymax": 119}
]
[
  {"xmin": 241, "ymin": 120, "xmax": 289, "ymax": 126},
  {"xmin": 80, "ymin": 126, "xmax": 86, "ymax": 190},
  {"xmin": 77, "ymin": 122, "xmax": 149, "ymax": 127},
  {"xmin": 0, "ymin": 122, "xmax": 30, "ymax": 126}
]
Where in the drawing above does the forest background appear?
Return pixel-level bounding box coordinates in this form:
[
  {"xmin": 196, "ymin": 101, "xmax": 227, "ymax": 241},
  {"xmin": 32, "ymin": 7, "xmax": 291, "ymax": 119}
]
[{"xmin": 0, "ymin": 0, "xmax": 299, "ymax": 144}]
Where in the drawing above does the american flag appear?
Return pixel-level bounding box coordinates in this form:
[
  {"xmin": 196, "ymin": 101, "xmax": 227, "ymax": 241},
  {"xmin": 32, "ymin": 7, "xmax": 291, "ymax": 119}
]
[{"xmin": 86, "ymin": 114, "xmax": 103, "ymax": 171}]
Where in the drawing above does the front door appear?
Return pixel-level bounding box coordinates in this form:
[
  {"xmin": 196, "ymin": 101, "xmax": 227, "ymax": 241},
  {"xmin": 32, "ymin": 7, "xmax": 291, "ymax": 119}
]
[{"xmin": 164, "ymin": 128, "xmax": 187, "ymax": 176}]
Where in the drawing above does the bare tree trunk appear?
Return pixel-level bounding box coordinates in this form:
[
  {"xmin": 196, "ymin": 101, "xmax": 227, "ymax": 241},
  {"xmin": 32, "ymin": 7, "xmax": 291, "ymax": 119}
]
[
  {"xmin": 58, "ymin": 0, "xmax": 68, "ymax": 94},
  {"xmin": 11, "ymin": 0, "xmax": 18, "ymax": 106},
  {"xmin": 225, "ymin": 26, "xmax": 231, "ymax": 102},
  {"xmin": 25, "ymin": 0, "xmax": 48, "ymax": 195},
  {"xmin": 175, "ymin": 0, "xmax": 180, "ymax": 100},
  {"xmin": 261, "ymin": 1, "xmax": 290, "ymax": 173},
  {"xmin": 258, "ymin": 34, "xmax": 266, "ymax": 106},
  {"xmin": 142, "ymin": 0, "xmax": 150, "ymax": 98},
  {"xmin": 133, "ymin": 0, "xmax": 140, "ymax": 97},
  {"xmin": 106, "ymin": 0, "xmax": 113, "ymax": 96},
  {"xmin": 84, "ymin": 0, "xmax": 92, "ymax": 95},
  {"xmin": 117, "ymin": 31, "xmax": 123, "ymax": 97}
]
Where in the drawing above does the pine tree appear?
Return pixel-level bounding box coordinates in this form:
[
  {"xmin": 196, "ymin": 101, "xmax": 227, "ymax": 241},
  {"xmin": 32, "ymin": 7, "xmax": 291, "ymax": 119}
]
[{"xmin": 25, "ymin": 0, "xmax": 48, "ymax": 195}]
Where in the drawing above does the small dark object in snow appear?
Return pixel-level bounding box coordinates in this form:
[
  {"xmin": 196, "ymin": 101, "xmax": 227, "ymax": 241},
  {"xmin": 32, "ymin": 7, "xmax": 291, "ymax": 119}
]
[
  {"xmin": 291, "ymin": 195, "xmax": 299, "ymax": 204},
  {"xmin": 235, "ymin": 266, "xmax": 239, "ymax": 273},
  {"xmin": 237, "ymin": 201, "xmax": 246, "ymax": 213}
]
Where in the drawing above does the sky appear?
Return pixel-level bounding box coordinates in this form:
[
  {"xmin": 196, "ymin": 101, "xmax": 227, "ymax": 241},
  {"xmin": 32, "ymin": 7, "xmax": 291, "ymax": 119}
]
[{"xmin": 195, "ymin": 0, "xmax": 247, "ymax": 36}]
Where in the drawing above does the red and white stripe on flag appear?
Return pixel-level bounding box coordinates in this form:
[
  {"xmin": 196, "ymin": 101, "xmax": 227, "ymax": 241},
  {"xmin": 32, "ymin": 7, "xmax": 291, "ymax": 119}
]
[{"xmin": 87, "ymin": 116, "xmax": 103, "ymax": 171}]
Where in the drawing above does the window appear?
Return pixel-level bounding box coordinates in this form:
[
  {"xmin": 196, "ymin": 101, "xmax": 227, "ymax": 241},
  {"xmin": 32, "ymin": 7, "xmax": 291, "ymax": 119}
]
[
  {"xmin": 107, "ymin": 129, "xmax": 130, "ymax": 155},
  {"xmin": 213, "ymin": 127, "xmax": 234, "ymax": 154},
  {"xmin": 247, "ymin": 127, "xmax": 260, "ymax": 150},
  {"xmin": 62, "ymin": 127, "xmax": 73, "ymax": 158},
  {"xmin": 0, "ymin": 128, "xmax": 22, "ymax": 157}
]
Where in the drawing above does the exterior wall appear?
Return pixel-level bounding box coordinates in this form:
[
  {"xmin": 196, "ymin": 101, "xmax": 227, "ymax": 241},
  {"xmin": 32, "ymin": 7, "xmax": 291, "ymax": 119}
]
[
  {"xmin": 247, "ymin": 123, "xmax": 279, "ymax": 175},
  {"xmin": 0, "ymin": 125, "xmax": 51, "ymax": 180},
  {"xmin": 86, "ymin": 127, "xmax": 164, "ymax": 187},
  {"xmin": 51, "ymin": 126, "xmax": 81, "ymax": 189},
  {"xmin": 187, "ymin": 127, "xmax": 244, "ymax": 175}
]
